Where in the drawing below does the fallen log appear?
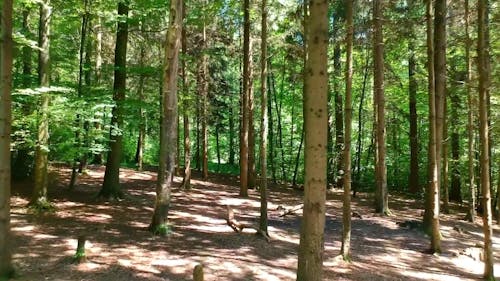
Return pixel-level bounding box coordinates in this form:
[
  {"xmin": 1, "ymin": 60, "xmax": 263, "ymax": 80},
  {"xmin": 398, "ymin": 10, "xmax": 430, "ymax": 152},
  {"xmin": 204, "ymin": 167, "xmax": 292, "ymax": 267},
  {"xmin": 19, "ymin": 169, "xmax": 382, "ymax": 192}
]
[
  {"xmin": 226, "ymin": 205, "xmax": 271, "ymax": 242},
  {"xmin": 277, "ymin": 204, "xmax": 303, "ymax": 217}
]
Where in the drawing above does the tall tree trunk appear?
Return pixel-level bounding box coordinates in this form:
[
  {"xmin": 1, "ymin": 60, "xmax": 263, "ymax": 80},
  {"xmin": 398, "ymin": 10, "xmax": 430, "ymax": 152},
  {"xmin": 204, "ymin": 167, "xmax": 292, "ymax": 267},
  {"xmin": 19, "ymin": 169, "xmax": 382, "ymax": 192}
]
[
  {"xmin": 259, "ymin": 0, "xmax": 268, "ymax": 234},
  {"xmin": 408, "ymin": 8, "xmax": 419, "ymax": 193},
  {"xmin": 201, "ymin": 23, "xmax": 209, "ymax": 180},
  {"xmin": 296, "ymin": 0, "xmax": 328, "ymax": 279},
  {"xmin": 240, "ymin": 0, "xmax": 251, "ymax": 197},
  {"xmin": 477, "ymin": 0, "xmax": 494, "ymax": 278},
  {"xmin": 449, "ymin": 89, "xmax": 461, "ymax": 203},
  {"xmin": 442, "ymin": 98, "xmax": 449, "ymax": 213},
  {"xmin": 292, "ymin": 131, "xmax": 304, "ymax": 187},
  {"xmin": 423, "ymin": 0, "xmax": 442, "ymax": 253},
  {"xmin": 248, "ymin": 38, "xmax": 256, "ymax": 189},
  {"xmin": 135, "ymin": 45, "xmax": 146, "ymax": 171},
  {"xmin": 340, "ymin": 0, "xmax": 353, "ymax": 261},
  {"xmin": 267, "ymin": 66, "xmax": 276, "ymax": 183},
  {"xmin": 373, "ymin": 0, "xmax": 389, "ymax": 215},
  {"xmin": 333, "ymin": 42, "xmax": 344, "ymax": 189},
  {"xmin": 93, "ymin": 16, "xmax": 104, "ymax": 164},
  {"xmin": 70, "ymin": 0, "xmax": 91, "ymax": 189},
  {"xmin": 274, "ymin": 61, "xmax": 287, "ymax": 181},
  {"xmin": 464, "ymin": 0, "xmax": 476, "ymax": 222},
  {"xmin": 0, "ymin": 0, "xmax": 14, "ymax": 276},
  {"xmin": 150, "ymin": 0, "xmax": 182, "ymax": 232},
  {"xmin": 181, "ymin": 0, "xmax": 191, "ymax": 189},
  {"xmin": 99, "ymin": 2, "xmax": 129, "ymax": 199},
  {"xmin": 228, "ymin": 98, "xmax": 235, "ymax": 166},
  {"xmin": 32, "ymin": 0, "xmax": 52, "ymax": 207}
]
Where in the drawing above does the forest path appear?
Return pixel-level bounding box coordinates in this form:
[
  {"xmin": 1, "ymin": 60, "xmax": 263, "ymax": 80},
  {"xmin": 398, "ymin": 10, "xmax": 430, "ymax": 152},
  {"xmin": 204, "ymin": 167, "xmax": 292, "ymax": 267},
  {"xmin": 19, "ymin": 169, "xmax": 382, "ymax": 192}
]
[{"xmin": 9, "ymin": 166, "xmax": 500, "ymax": 281}]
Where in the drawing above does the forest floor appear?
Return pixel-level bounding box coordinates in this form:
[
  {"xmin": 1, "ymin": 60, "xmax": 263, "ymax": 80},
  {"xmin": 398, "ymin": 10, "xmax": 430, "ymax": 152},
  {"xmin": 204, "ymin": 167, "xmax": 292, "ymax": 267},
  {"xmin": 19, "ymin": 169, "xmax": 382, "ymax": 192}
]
[{"xmin": 9, "ymin": 165, "xmax": 500, "ymax": 281}]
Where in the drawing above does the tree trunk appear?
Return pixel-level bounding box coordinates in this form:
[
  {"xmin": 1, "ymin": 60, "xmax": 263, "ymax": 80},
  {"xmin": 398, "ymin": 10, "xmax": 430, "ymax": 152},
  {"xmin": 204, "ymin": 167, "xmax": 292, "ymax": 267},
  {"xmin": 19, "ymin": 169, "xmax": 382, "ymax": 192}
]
[
  {"xmin": 450, "ymin": 90, "xmax": 461, "ymax": 203},
  {"xmin": 442, "ymin": 98, "xmax": 449, "ymax": 213},
  {"xmin": 340, "ymin": 0, "xmax": 353, "ymax": 261},
  {"xmin": 99, "ymin": 2, "xmax": 129, "ymax": 199},
  {"xmin": 477, "ymin": 0, "xmax": 494, "ymax": 278},
  {"xmin": 0, "ymin": 0, "xmax": 14, "ymax": 276},
  {"xmin": 181, "ymin": 0, "xmax": 191, "ymax": 189},
  {"xmin": 135, "ymin": 46, "xmax": 146, "ymax": 171},
  {"xmin": 333, "ymin": 42, "xmax": 344, "ymax": 189},
  {"xmin": 150, "ymin": 0, "xmax": 182, "ymax": 232},
  {"xmin": 292, "ymin": 131, "xmax": 304, "ymax": 187},
  {"xmin": 267, "ymin": 66, "xmax": 276, "ymax": 183},
  {"xmin": 93, "ymin": 16, "xmax": 104, "ymax": 164},
  {"xmin": 248, "ymin": 38, "xmax": 256, "ymax": 189},
  {"xmin": 259, "ymin": 0, "xmax": 268, "ymax": 234},
  {"xmin": 32, "ymin": 0, "xmax": 52, "ymax": 207},
  {"xmin": 464, "ymin": 0, "xmax": 476, "ymax": 222},
  {"xmin": 201, "ymin": 23, "xmax": 209, "ymax": 180},
  {"xmin": 240, "ymin": 0, "xmax": 250, "ymax": 197},
  {"xmin": 373, "ymin": 0, "xmax": 389, "ymax": 215},
  {"xmin": 228, "ymin": 97, "xmax": 235, "ymax": 166},
  {"xmin": 296, "ymin": 0, "xmax": 328, "ymax": 279},
  {"xmin": 408, "ymin": 10, "xmax": 419, "ymax": 193}
]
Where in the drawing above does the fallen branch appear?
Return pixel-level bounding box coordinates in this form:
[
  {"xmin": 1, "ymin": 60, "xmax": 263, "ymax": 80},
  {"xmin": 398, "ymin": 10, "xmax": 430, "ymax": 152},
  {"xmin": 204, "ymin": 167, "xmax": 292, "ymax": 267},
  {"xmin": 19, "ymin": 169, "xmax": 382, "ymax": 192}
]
[
  {"xmin": 226, "ymin": 205, "xmax": 271, "ymax": 242},
  {"xmin": 277, "ymin": 204, "xmax": 303, "ymax": 217}
]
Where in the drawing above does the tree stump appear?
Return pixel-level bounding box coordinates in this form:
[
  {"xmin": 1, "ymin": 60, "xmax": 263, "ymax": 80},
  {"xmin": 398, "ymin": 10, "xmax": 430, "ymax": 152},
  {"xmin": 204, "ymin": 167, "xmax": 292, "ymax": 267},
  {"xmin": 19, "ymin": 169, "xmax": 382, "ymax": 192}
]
[
  {"xmin": 193, "ymin": 263, "xmax": 204, "ymax": 281},
  {"xmin": 74, "ymin": 235, "xmax": 87, "ymax": 263}
]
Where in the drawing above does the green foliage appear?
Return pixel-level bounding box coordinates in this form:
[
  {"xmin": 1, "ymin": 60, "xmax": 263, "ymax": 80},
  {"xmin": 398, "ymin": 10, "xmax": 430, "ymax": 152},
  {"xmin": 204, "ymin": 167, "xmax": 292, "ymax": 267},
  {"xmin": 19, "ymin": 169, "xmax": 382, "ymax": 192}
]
[{"xmin": 151, "ymin": 223, "xmax": 172, "ymax": 236}]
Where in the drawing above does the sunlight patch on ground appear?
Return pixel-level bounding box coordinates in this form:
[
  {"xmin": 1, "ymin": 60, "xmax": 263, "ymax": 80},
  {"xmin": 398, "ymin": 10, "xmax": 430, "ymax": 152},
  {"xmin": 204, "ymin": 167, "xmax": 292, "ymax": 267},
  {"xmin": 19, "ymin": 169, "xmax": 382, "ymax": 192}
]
[
  {"xmin": 400, "ymin": 269, "xmax": 464, "ymax": 281},
  {"xmin": 11, "ymin": 225, "xmax": 35, "ymax": 232}
]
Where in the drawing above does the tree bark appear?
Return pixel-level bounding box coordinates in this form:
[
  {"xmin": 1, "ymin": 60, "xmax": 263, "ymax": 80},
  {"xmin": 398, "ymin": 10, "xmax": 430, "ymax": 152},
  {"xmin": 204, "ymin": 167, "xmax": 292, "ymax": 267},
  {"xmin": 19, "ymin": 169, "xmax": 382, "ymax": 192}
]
[
  {"xmin": 0, "ymin": 0, "xmax": 14, "ymax": 276},
  {"xmin": 151, "ymin": 0, "xmax": 182, "ymax": 231},
  {"xmin": 248, "ymin": 37, "xmax": 256, "ymax": 189},
  {"xmin": 181, "ymin": 0, "xmax": 191, "ymax": 189},
  {"xmin": 408, "ymin": 6, "xmax": 419, "ymax": 193},
  {"xmin": 477, "ymin": 0, "xmax": 494, "ymax": 278},
  {"xmin": 296, "ymin": 0, "xmax": 328, "ymax": 279},
  {"xmin": 32, "ymin": 0, "xmax": 52, "ymax": 207},
  {"xmin": 333, "ymin": 42, "xmax": 344, "ymax": 189},
  {"xmin": 99, "ymin": 2, "xmax": 129, "ymax": 199},
  {"xmin": 442, "ymin": 98, "xmax": 449, "ymax": 213},
  {"xmin": 259, "ymin": 0, "xmax": 268, "ymax": 234},
  {"xmin": 135, "ymin": 45, "xmax": 146, "ymax": 172},
  {"xmin": 373, "ymin": 0, "xmax": 389, "ymax": 215},
  {"xmin": 240, "ymin": 0, "xmax": 250, "ymax": 197},
  {"xmin": 201, "ymin": 22, "xmax": 209, "ymax": 180},
  {"xmin": 464, "ymin": 0, "xmax": 476, "ymax": 222},
  {"xmin": 340, "ymin": 0, "xmax": 353, "ymax": 261}
]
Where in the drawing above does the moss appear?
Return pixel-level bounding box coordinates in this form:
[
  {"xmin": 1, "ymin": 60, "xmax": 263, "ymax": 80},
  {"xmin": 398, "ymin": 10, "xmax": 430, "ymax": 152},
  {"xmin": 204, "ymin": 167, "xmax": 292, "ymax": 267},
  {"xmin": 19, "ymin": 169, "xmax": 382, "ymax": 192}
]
[
  {"xmin": 151, "ymin": 223, "xmax": 172, "ymax": 236},
  {"xmin": 28, "ymin": 198, "xmax": 55, "ymax": 214}
]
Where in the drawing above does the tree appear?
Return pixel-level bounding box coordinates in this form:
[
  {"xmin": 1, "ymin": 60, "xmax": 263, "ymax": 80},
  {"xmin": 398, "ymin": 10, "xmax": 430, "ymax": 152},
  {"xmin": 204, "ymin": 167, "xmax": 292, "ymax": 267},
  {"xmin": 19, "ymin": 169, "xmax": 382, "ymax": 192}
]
[
  {"xmin": 31, "ymin": 0, "xmax": 52, "ymax": 208},
  {"xmin": 0, "ymin": 0, "xmax": 14, "ymax": 277},
  {"xmin": 477, "ymin": 0, "xmax": 494, "ymax": 278},
  {"xmin": 423, "ymin": 0, "xmax": 442, "ymax": 253},
  {"xmin": 150, "ymin": 0, "xmax": 183, "ymax": 233},
  {"xmin": 373, "ymin": 0, "xmax": 389, "ymax": 215},
  {"xmin": 340, "ymin": 0, "xmax": 354, "ymax": 261},
  {"xmin": 408, "ymin": 0, "xmax": 419, "ymax": 194},
  {"xmin": 296, "ymin": 0, "xmax": 328, "ymax": 279},
  {"xmin": 99, "ymin": 2, "xmax": 129, "ymax": 199},
  {"xmin": 259, "ymin": 0, "xmax": 268, "ymax": 235},
  {"xmin": 240, "ymin": 0, "xmax": 251, "ymax": 197},
  {"xmin": 181, "ymin": 0, "xmax": 191, "ymax": 190}
]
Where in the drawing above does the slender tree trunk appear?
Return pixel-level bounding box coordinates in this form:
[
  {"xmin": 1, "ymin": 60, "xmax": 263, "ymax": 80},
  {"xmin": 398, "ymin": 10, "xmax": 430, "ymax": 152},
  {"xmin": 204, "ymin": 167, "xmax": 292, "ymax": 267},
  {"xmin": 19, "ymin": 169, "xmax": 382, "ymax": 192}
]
[
  {"xmin": 464, "ymin": 0, "xmax": 476, "ymax": 222},
  {"xmin": 150, "ymin": 0, "xmax": 182, "ymax": 232},
  {"xmin": 477, "ymin": 0, "xmax": 494, "ymax": 278},
  {"xmin": 333, "ymin": 42, "xmax": 344, "ymax": 189},
  {"xmin": 373, "ymin": 0, "xmax": 389, "ymax": 215},
  {"xmin": 181, "ymin": 1, "xmax": 190, "ymax": 189},
  {"xmin": 442, "ymin": 98, "xmax": 450, "ymax": 213},
  {"xmin": 292, "ymin": 131, "xmax": 304, "ymax": 187},
  {"xmin": 93, "ymin": 16, "xmax": 104, "ymax": 164},
  {"xmin": 274, "ymin": 62, "xmax": 287, "ymax": 181},
  {"xmin": 296, "ymin": 0, "xmax": 328, "ymax": 279},
  {"xmin": 259, "ymin": 0, "xmax": 268, "ymax": 234},
  {"xmin": 341, "ymin": 0, "xmax": 353, "ymax": 261},
  {"xmin": 240, "ymin": 0, "xmax": 251, "ymax": 197},
  {"xmin": 450, "ymin": 90, "xmax": 461, "ymax": 203},
  {"xmin": 135, "ymin": 46, "xmax": 146, "ymax": 171},
  {"xmin": 99, "ymin": 2, "xmax": 129, "ymax": 199},
  {"xmin": 423, "ymin": 0, "xmax": 442, "ymax": 253},
  {"xmin": 228, "ymin": 98, "xmax": 235, "ymax": 166},
  {"xmin": 32, "ymin": 0, "xmax": 51, "ymax": 207},
  {"xmin": 267, "ymin": 65, "xmax": 276, "ymax": 183},
  {"xmin": 201, "ymin": 23, "xmax": 209, "ymax": 180},
  {"xmin": 248, "ymin": 37, "xmax": 256, "ymax": 188},
  {"xmin": 0, "ymin": 0, "xmax": 14, "ymax": 276},
  {"xmin": 408, "ymin": 11, "xmax": 419, "ymax": 193}
]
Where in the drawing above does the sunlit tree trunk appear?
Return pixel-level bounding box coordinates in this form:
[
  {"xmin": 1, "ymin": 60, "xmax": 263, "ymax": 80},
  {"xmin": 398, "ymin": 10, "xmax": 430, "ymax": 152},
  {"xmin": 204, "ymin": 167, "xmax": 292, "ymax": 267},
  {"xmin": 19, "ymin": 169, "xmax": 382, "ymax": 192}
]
[
  {"xmin": 181, "ymin": 0, "xmax": 191, "ymax": 190},
  {"xmin": 296, "ymin": 0, "xmax": 328, "ymax": 279},
  {"xmin": 32, "ymin": 0, "xmax": 52, "ymax": 207},
  {"xmin": 333, "ymin": 42, "xmax": 343, "ymax": 189},
  {"xmin": 341, "ymin": 0, "xmax": 354, "ymax": 261},
  {"xmin": 373, "ymin": 0, "xmax": 389, "ymax": 215},
  {"xmin": 150, "ymin": 0, "xmax": 182, "ymax": 232},
  {"xmin": 240, "ymin": 0, "xmax": 251, "ymax": 197},
  {"xmin": 99, "ymin": 2, "xmax": 129, "ymax": 199},
  {"xmin": 201, "ymin": 22, "xmax": 209, "ymax": 180},
  {"xmin": 442, "ymin": 98, "xmax": 449, "ymax": 213},
  {"xmin": 0, "ymin": 0, "xmax": 14, "ymax": 276},
  {"xmin": 477, "ymin": 0, "xmax": 494, "ymax": 278},
  {"xmin": 248, "ymin": 37, "xmax": 256, "ymax": 189},
  {"xmin": 135, "ymin": 45, "xmax": 146, "ymax": 172},
  {"xmin": 259, "ymin": 0, "xmax": 268, "ymax": 234}
]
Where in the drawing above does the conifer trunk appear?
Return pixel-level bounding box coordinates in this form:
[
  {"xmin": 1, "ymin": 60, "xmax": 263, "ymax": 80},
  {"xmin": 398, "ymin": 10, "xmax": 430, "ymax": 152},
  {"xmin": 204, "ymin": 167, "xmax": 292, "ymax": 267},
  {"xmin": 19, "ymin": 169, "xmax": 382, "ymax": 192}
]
[
  {"xmin": 240, "ymin": 0, "xmax": 251, "ymax": 197},
  {"xmin": 0, "ymin": 0, "xmax": 14, "ymax": 276},
  {"xmin": 296, "ymin": 0, "xmax": 328, "ymax": 279},
  {"xmin": 259, "ymin": 0, "xmax": 268, "ymax": 234},
  {"xmin": 181, "ymin": 0, "xmax": 191, "ymax": 189}
]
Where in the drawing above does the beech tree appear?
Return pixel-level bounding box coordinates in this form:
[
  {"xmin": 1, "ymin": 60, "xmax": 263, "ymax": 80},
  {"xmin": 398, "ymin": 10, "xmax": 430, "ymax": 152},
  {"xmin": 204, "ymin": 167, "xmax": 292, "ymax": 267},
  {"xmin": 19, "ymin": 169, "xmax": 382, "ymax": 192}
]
[
  {"xmin": 31, "ymin": 0, "xmax": 52, "ymax": 208},
  {"xmin": 150, "ymin": 0, "xmax": 183, "ymax": 233},
  {"xmin": 99, "ymin": 1, "xmax": 129, "ymax": 199},
  {"xmin": 296, "ymin": 0, "xmax": 328, "ymax": 279},
  {"xmin": 0, "ymin": 0, "xmax": 14, "ymax": 277}
]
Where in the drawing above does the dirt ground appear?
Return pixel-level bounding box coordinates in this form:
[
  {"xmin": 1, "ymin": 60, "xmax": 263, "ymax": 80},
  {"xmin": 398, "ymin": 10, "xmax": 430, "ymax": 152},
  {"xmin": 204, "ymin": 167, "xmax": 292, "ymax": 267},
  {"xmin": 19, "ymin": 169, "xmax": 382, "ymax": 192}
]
[{"xmin": 9, "ymin": 166, "xmax": 500, "ymax": 281}]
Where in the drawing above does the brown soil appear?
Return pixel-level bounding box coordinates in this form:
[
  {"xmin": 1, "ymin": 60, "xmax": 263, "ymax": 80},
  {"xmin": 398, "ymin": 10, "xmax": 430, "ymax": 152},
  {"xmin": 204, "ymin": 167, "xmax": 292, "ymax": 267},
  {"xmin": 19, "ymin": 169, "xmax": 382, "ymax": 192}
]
[{"xmin": 10, "ymin": 166, "xmax": 500, "ymax": 281}]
